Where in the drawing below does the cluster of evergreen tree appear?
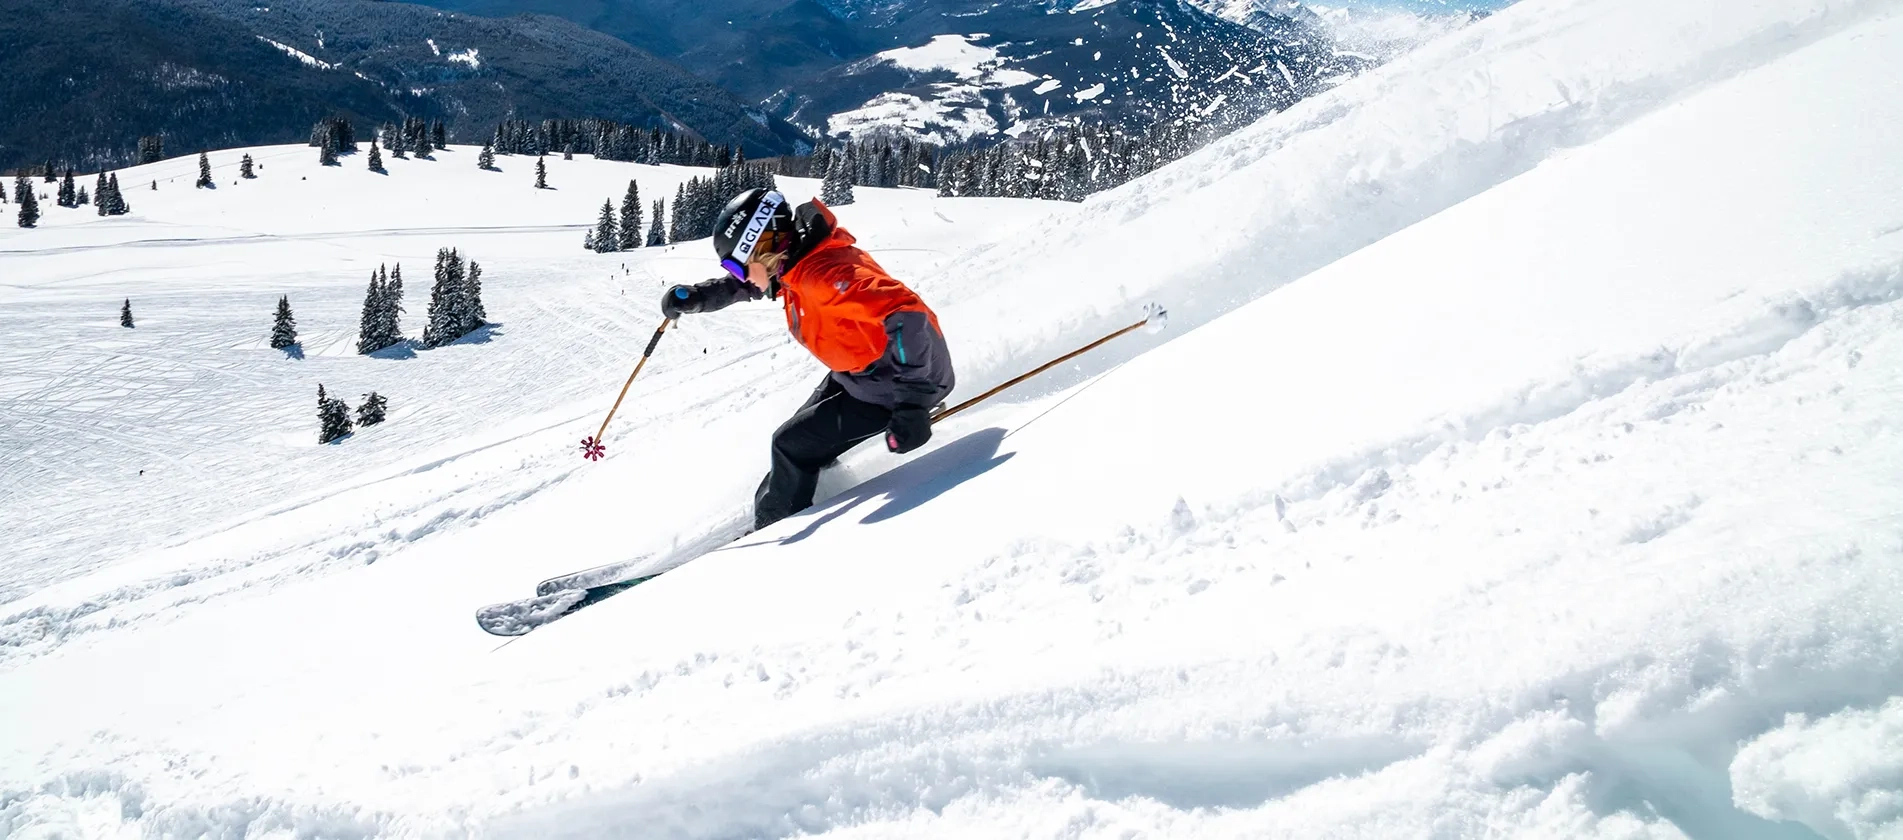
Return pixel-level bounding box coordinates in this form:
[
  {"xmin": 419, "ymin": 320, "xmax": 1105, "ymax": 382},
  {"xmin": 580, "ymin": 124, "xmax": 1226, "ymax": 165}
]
[
  {"xmin": 421, "ymin": 248, "xmax": 485, "ymax": 348},
  {"xmin": 819, "ymin": 154, "xmax": 855, "ymax": 206},
  {"xmin": 936, "ymin": 119, "xmax": 1201, "ymax": 202},
  {"xmin": 94, "ymin": 172, "xmax": 129, "ymax": 215},
  {"xmin": 665, "ymin": 163, "xmax": 778, "ymax": 244},
  {"xmin": 356, "ymin": 264, "xmax": 406, "ymax": 355},
  {"xmin": 12, "ymin": 175, "xmax": 39, "ymax": 227},
  {"xmin": 137, "ymin": 135, "xmax": 165, "ymax": 165},
  {"xmin": 310, "ymin": 117, "xmax": 359, "ymax": 165},
  {"xmin": 270, "ymin": 295, "xmax": 299, "ymax": 349},
  {"xmin": 315, "ymin": 385, "xmax": 388, "ymax": 442},
  {"xmin": 798, "ymin": 136, "xmax": 940, "ymax": 192},
  {"xmin": 584, "ymin": 179, "xmax": 651, "ymax": 253},
  {"xmin": 380, "ymin": 117, "xmax": 447, "ymax": 160},
  {"xmin": 489, "ymin": 119, "xmax": 743, "ymax": 168}
]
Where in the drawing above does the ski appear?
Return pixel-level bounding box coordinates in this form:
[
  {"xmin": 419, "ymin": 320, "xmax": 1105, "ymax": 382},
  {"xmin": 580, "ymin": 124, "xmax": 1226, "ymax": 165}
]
[
  {"xmin": 476, "ymin": 515, "xmax": 753, "ymax": 636},
  {"xmin": 475, "ymin": 575, "xmax": 661, "ymax": 636}
]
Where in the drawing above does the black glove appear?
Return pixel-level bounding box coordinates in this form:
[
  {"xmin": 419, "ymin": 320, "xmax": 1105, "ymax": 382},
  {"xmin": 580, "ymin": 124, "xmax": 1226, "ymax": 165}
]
[
  {"xmin": 885, "ymin": 405, "xmax": 931, "ymax": 454},
  {"xmin": 660, "ymin": 285, "xmax": 702, "ymax": 320}
]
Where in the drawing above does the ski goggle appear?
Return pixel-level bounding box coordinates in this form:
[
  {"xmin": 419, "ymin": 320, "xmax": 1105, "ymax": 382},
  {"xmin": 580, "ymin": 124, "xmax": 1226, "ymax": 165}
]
[{"xmin": 720, "ymin": 257, "xmax": 747, "ymax": 281}]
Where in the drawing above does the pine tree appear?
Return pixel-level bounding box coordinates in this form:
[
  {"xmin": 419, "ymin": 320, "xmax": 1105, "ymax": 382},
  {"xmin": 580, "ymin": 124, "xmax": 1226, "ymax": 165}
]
[
  {"xmin": 317, "ymin": 384, "xmax": 353, "ymax": 444},
  {"xmin": 368, "ymin": 139, "xmax": 385, "ymax": 173},
  {"xmin": 431, "ymin": 120, "xmax": 447, "ymax": 150},
  {"xmin": 42, "ymin": 162, "xmax": 55, "ymax": 183},
  {"xmin": 138, "ymin": 135, "xmax": 165, "ymax": 165},
  {"xmin": 14, "ymin": 176, "xmax": 38, "ymax": 227},
  {"xmin": 58, "ymin": 170, "xmax": 76, "ymax": 207},
  {"xmin": 461, "ymin": 260, "xmax": 486, "ymax": 331},
  {"xmin": 320, "ymin": 135, "xmax": 339, "ymax": 166},
  {"xmin": 356, "ymin": 270, "xmax": 386, "ymax": 354},
  {"xmin": 270, "ymin": 295, "xmax": 298, "ymax": 349},
  {"xmin": 821, "ymin": 152, "xmax": 855, "ymax": 206},
  {"xmin": 534, "ymin": 155, "xmax": 547, "ymax": 189},
  {"xmin": 390, "ymin": 123, "xmax": 408, "ymax": 159},
  {"xmin": 618, "ymin": 180, "xmax": 641, "ymax": 250},
  {"xmin": 77, "ymin": 186, "xmax": 89, "ymax": 206},
  {"xmin": 356, "ymin": 392, "xmax": 388, "ymax": 427},
  {"xmin": 120, "ymin": 298, "xmax": 134, "ymax": 328},
  {"xmin": 593, "ymin": 199, "xmax": 618, "ymax": 253},
  {"xmin": 384, "ymin": 264, "xmax": 405, "ymax": 346},
  {"xmin": 647, "ymin": 198, "xmax": 666, "ymax": 246},
  {"xmin": 95, "ymin": 173, "xmax": 108, "ymax": 216},
  {"xmin": 196, "ymin": 152, "xmax": 213, "ymax": 188},
  {"xmin": 240, "ymin": 154, "xmax": 256, "ymax": 179},
  {"xmin": 422, "ymin": 248, "xmax": 467, "ymax": 348},
  {"xmin": 478, "ymin": 142, "xmax": 496, "ymax": 171},
  {"xmin": 107, "ymin": 174, "xmax": 128, "ymax": 215}
]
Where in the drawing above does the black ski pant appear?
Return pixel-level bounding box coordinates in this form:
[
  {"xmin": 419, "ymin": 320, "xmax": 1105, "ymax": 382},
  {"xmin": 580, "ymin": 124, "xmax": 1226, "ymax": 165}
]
[{"xmin": 754, "ymin": 375, "xmax": 891, "ymax": 531}]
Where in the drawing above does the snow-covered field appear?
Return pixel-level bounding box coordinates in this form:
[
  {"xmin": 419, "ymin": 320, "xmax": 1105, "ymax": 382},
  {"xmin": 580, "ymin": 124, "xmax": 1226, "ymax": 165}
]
[{"xmin": 4, "ymin": 0, "xmax": 1902, "ymax": 836}]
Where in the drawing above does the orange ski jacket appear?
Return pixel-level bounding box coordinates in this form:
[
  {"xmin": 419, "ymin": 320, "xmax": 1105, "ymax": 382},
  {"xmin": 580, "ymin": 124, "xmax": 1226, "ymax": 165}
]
[{"xmin": 778, "ymin": 219, "xmax": 942, "ymax": 375}]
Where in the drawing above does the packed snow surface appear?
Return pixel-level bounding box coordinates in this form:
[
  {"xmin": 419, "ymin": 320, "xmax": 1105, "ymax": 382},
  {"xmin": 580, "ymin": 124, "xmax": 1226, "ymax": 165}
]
[{"xmin": 4, "ymin": 0, "xmax": 1903, "ymax": 836}]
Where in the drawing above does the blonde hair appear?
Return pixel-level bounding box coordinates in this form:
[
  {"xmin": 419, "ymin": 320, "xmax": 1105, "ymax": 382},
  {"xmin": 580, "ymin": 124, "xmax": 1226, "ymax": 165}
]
[{"xmin": 750, "ymin": 231, "xmax": 790, "ymax": 276}]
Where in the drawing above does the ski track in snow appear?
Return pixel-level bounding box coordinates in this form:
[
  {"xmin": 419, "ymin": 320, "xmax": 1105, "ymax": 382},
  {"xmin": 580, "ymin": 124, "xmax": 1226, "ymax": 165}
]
[{"xmin": 3, "ymin": 0, "xmax": 1903, "ymax": 837}]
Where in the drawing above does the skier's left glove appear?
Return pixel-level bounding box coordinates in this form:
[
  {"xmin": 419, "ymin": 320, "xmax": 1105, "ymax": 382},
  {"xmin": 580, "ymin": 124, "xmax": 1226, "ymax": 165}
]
[
  {"xmin": 886, "ymin": 405, "xmax": 931, "ymax": 454},
  {"xmin": 661, "ymin": 285, "xmax": 702, "ymax": 320}
]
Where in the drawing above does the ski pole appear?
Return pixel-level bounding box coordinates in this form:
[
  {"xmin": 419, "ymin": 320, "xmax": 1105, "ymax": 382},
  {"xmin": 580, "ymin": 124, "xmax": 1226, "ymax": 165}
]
[
  {"xmin": 580, "ymin": 318, "xmax": 673, "ymax": 461},
  {"xmin": 931, "ymin": 303, "xmax": 1167, "ymax": 425}
]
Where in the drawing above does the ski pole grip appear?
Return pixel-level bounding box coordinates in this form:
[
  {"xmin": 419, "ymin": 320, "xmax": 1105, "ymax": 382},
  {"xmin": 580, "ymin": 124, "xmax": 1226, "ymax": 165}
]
[{"xmin": 643, "ymin": 320, "xmax": 672, "ymax": 357}]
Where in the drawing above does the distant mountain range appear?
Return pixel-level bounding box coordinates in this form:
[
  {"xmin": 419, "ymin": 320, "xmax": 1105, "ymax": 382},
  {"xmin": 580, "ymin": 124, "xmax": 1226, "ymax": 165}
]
[
  {"xmin": 0, "ymin": 0, "xmax": 810, "ymax": 172},
  {"xmin": 413, "ymin": 0, "xmax": 1372, "ymax": 144},
  {"xmin": 0, "ymin": 0, "xmax": 1463, "ymax": 172}
]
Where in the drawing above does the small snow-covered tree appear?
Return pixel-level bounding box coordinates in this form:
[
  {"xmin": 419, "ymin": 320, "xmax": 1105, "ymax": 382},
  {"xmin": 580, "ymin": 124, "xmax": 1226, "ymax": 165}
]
[
  {"xmin": 593, "ymin": 200, "xmax": 618, "ymax": 253},
  {"xmin": 270, "ymin": 295, "xmax": 298, "ymax": 349},
  {"xmin": 58, "ymin": 170, "xmax": 76, "ymax": 207},
  {"xmin": 13, "ymin": 176, "xmax": 38, "ymax": 227},
  {"xmin": 356, "ymin": 391, "xmax": 388, "ymax": 426},
  {"xmin": 461, "ymin": 260, "xmax": 486, "ymax": 333},
  {"xmin": 534, "ymin": 155, "xmax": 547, "ymax": 189},
  {"xmin": 77, "ymin": 186, "xmax": 89, "ymax": 205},
  {"xmin": 368, "ymin": 139, "xmax": 385, "ymax": 173},
  {"xmin": 618, "ymin": 180, "xmax": 641, "ymax": 250},
  {"xmin": 94, "ymin": 173, "xmax": 108, "ymax": 215},
  {"xmin": 120, "ymin": 298, "xmax": 134, "ymax": 328},
  {"xmin": 319, "ymin": 134, "xmax": 339, "ymax": 166},
  {"xmin": 356, "ymin": 269, "xmax": 385, "ymax": 355},
  {"xmin": 196, "ymin": 152, "xmax": 213, "ymax": 188},
  {"xmin": 422, "ymin": 248, "xmax": 466, "ymax": 348},
  {"xmin": 317, "ymin": 384, "xmax": 353, "ymax": 444},
  {"xmin": 107, "ymin": 174, "xmax": 128, "ymax": 214},
  {"xmin": 383, "ymin": 264, "xmax": 405, "ymax": 346},
  {"xmin": 478, "ymin": 142, "xmax": 496, "ymax": 171},
  {"xmin": 240, "ymin": 154, "xmax": 255, "ymax": 179},
  {"xmin": 647, "ymin": 198, "xmax": 666, "ymax": 246}
]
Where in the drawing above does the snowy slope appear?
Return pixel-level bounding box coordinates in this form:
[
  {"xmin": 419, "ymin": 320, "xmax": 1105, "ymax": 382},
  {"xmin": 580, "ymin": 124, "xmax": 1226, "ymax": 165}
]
[{"xmin": 4, "ymin": 0, "xmax": 1903, "ymax": 837}]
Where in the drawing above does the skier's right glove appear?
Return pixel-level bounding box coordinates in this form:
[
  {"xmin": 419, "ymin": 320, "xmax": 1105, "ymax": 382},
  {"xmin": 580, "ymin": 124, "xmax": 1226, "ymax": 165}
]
[
  {"xmin": 661, "ymin": 285, "xmax": 702, "ymax": 320},
  {"xmin": 886, "ymin": 405, "xmax": 932, "ymax": 454}
]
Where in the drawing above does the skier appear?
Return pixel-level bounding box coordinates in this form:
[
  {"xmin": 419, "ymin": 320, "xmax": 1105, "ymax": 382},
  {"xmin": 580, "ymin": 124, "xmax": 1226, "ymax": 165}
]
[{"xmin": 661, "ymin": 188, "xmax": 955, "ymax": 531}]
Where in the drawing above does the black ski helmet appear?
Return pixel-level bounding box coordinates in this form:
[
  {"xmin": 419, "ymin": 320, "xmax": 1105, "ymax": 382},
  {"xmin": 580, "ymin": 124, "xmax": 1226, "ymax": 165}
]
[{"xmin": 712, "ymin": 188, "xmax": 790, "ymax": 271}]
